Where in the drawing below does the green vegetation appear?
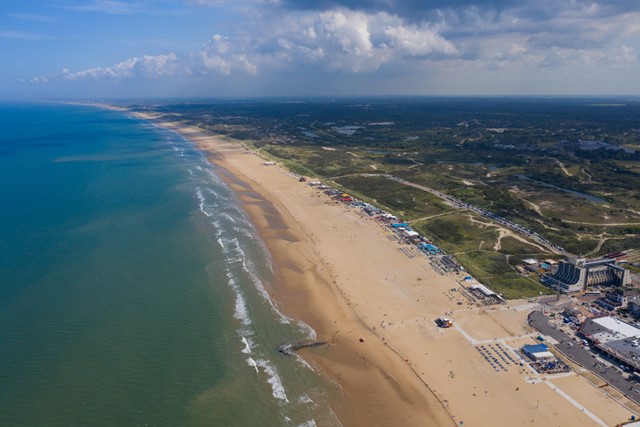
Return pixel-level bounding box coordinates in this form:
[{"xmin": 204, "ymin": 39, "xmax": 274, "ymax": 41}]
[
  {"xmin": 334, "ymin": 175, "xmax": 453, "ymax": 220},
  {"xmin": 260, "ymin": 145, "xmax": 391, "ymax": 178},
  {"xmin": 625, "ymin": 264, "xmax": 640, "ymax": 274},
  {"xmin": 413, "ymin": 213, "xmax": 500, "ymax": 253},
  {"xmin": 498, "ymin": 236, "xmax": 546, "ymax": 255},
  {"xmin": 598, "ymin": 237, "xmax": 640, "ymax": 255},
  {"xmin": 455, "ymin": 251, "xmax": 551, "ymax": 299},
  {"xmin": 412, "ymin": 213, "xmax": 552, "ymax": 298},
  {"xmin": 143, "ymin": 97, "xmax": 640, "ymax": 298}
]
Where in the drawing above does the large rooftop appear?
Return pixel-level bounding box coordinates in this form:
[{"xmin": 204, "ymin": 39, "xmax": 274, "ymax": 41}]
[
  {"xmin": 581, "ymin": 316, "xmax": 640, "ymax": 371},
  {"xmin": 591, "ymin": 316, "xmax": 640, "ymax": 341}
]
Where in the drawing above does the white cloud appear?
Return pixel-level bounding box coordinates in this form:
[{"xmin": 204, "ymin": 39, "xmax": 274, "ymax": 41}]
[
  {"xmin": 30, "ymin": 53, "xmax": 179, "ymax": 83},
  {"xmin": 195, "ymin": 34, "xmax": 258, "ymax": 75},
  {"xmin": 384, "ymin": 24, "xmax": 457, "ymax": 56},
  {"xmin": 601, "ymin": 44, "xmax": 639, "ymax": 67},
  {"xmin": 30, "ymin": 7, "xmax": 457, "ymax": 85},
  {"xmin": 265, "ymin": 9, "xmax": 457, "ymax": 72},
  {"xmin": 429, "ymin": 2, "xmax": 640, "ymax": 79},
  {"xmin": 25, "ymin": 1, "xmax": 640, "ymax": 95}
]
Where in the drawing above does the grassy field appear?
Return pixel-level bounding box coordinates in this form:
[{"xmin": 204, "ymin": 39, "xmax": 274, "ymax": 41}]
[
  {"xmin": 498, "ymin": 236, "xmax": 548, "ymax": 255},
  {"xmin": 260, "ymin": 145, "xmax": 393, "ymax": 178},
  {"xmin": 413, "ymin": 213, "xmax": 553, "ymax": 298},
  {"xmin": 455, "ymin": 251, "xmax": 552, "ymax": 299},
  {"xmin": 413, "ymin": 212, "xmax": 501, "ymax": 253},
  {"xmin": 625, "ymin": 264, "xmax": 640, "ymax": 274},
  {"xmin": 334, "ymin": 175, "xmax": 454, "ymax": 220}
]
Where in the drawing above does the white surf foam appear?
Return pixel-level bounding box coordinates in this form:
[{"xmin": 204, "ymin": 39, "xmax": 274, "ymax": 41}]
[
  {"xmin": 296, "ymin": 320, "xmax": 317, "ymax": 340},
  {"xmin": 234, "ymin": 292, "xmax": 251, "ymax": 326},
  {"xmin": 226, "ymin": 273, "xmax": 251, "ymax": 327},
  {"xmin": 297, "ymin": 394, "xmax": 315, "ymax": 405},
  {"xmin": 216, "ymin": 236, "xmax": 241, "ymax": 258},
  {"xmin": 241, "ymin": 336, "xmax": 252, "ymax": 354},
  {"xmin": 247, "ymin": 357, "xmax": 259, "ymax": 374},
  {"xmin": 256, "ymin": 358, "xmax": 289, "ymax": 403},
  {"xmin": 195, "ymin": 187, "xmax": 216, "ymax": 218},
  {"xmin": 293, "ymin": 353, "xmax": 315, "ymax": 372},
  {"xmin": 238, "ymin": 259, "xmax": 291, "ymax": 325},
  {"xmin": 232, "ymin": 226, "xmax": 255, "ymax": 240},
  {"xmin": 218, "ymin": 211, "xmax": 237, "ymax": 224}
]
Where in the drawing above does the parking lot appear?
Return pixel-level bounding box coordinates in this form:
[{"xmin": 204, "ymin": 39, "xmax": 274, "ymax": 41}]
[{"xmin": 528, "ymin": 310, "xmax": 640, "ymax": 406}]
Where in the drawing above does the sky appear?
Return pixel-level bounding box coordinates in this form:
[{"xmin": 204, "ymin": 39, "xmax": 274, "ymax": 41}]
[{"xmin": 1, "ymin": 0, "xmax": 639, "ymax": 98}]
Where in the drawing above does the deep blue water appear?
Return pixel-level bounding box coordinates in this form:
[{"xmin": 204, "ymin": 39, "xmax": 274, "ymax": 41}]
[{"xmin": 0, "ymin": 103, "xmax": 337, "ymax": 427}]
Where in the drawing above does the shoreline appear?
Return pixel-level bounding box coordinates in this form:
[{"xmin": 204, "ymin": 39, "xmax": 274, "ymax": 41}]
[
  {"xmin": 128, "ymin": 110, "xmax": 636, "ymax": 427},
  {"xmin": 212, "ymin": 153, "xmax": 455, "ymax": 427},
  {"xmin": 133, "ymin": 111, "xmax": 455, "ymax": 426}
]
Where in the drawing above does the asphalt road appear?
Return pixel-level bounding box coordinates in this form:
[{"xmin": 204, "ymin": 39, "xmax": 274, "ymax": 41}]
[{"xmin": 528, "ymin": 310, "xmax": 640, "ymax": 406}]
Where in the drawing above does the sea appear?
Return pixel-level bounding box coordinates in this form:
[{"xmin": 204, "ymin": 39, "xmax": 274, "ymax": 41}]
[{"xmin": 0, "ymin": 103, "xmax": 339, "ymax": 427}]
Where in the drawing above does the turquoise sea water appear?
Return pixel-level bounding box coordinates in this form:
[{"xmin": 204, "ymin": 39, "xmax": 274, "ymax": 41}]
[{"xmin": 0, "ymin": 103, "xmax": 337, "ymax": 427}]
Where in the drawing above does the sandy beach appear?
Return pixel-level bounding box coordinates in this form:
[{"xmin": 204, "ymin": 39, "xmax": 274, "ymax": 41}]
[{"xmin": 133, "ymin": 111, "xmax": 637, "ymax": 427}]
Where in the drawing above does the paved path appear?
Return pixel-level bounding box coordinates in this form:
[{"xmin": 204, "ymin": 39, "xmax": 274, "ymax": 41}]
[{"xmin": 543, "ymin": 381, "xmax": 609, "ymax": 427}]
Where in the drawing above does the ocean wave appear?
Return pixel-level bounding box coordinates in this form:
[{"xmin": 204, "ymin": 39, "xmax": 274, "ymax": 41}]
[
  {"xmin": 217, "ymin": 211, "xmax": 237, "ymax": 224},
  {"xmin": 203, "ymin": 168, "xmax": 226, "ymax": 187},
  {"xmin": 221, "ymin": 236, "xmax": 242, "ymax": 256},
  {"xmin": 232, "ymin": 226, "xmax": 255, "ymax": 240},
  {"xmin": 256, "ymin": 358, "xmax": 289, "ymax": 403},
  {"xmin": 296, "ymin": 320, "xmax": 317, "ymax": 340},
  {"xmin": 297, "ymin": 394, "xmax": 315, "ymax": 405},
  {"xmin": 234, "ymin": 291, "xmax": 251, "ymax": 327},
  {"xmin": 209, "ymin": 220, "xmax": 223, "ymax": 237},
  {"xmin": 171, "ymin": 145, "xmax": 186, "ymax": 157},
  {"xmin": 238, "ymin": 258, "xmax": 290, "ymax": 325},
  {"xmin": 189, "ymin": 147, "xmax": 323, "ymax": 398},
  {"xmin": 201, "ymin": 185, "xmax": 223, "ymax": 196},
  {"xmin": 241, "ymin": 336, "xmax": 253, "ymax": 354},
  {"xmin": 226, "ymin": 272, "xmax": 251, "ymax": 327},
  {"xmin": 216, "ymin": 236, "xmax": 225, "ymax": 250},
  {"xmin": 293, "ymin": 354, "xmax": 315, "ymax": 372},
  {"xmin": 247, "ymin": 357, "xmax": 259, "ymax": 374},
  {"xmin": 215, "ymin": 235, "xmax": 240, "ymax": 257},
  {"xmin": 194, "ymin": 187, "xmax": 216, "ymax": 218}
]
